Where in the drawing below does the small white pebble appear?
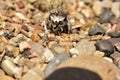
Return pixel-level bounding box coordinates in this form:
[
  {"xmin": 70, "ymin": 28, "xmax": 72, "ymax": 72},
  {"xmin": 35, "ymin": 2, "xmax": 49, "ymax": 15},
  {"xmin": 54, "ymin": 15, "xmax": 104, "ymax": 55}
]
[
  {"xmin": 70, "ymin": 48, "xmax": 79, "ymax": 56},
  {"xmin": 103, "ymin": 57, "xmax": 113, "ymax": 63},
  {"xmin": 19, "ymin": 41, "xmax": 31, "ymax": 52}
]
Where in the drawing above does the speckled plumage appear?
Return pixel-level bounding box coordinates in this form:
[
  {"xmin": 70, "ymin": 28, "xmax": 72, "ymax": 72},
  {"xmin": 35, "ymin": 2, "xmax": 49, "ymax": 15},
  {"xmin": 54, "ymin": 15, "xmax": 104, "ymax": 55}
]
[{"xmin": 43, "ymin": 8, "xmax": 72, "ymax": 35}]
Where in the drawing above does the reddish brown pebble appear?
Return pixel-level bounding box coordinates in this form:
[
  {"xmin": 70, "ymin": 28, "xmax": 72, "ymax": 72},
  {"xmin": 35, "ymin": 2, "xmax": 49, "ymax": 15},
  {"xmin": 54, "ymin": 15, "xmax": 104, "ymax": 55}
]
[
  {"xmin": 22, "ymin": 65, "xmax": 29, "ymax": 74},
  {"xmin": 21, "ymin": 25, "xmax": 29, "ymax": 32},
  {"xmin": 115, "ymin": 21, "xmax": 120, "ymax": 32},
  {"xmin": 16, "ymin": 1, "xmax": 25, "ymax": 9},
  {"xmin": 31, "ymin": 33, "xmax": 40, "ymax": 42}
]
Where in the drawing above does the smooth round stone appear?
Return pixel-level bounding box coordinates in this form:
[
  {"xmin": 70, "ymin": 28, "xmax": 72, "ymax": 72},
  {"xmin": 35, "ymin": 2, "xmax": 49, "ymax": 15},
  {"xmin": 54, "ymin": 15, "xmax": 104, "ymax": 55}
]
[
  {"xmin": 95, "ymin": 40, "xmax": 114, "ymax": 56},
  {"xmin": 70, "ymin": 48, "xmax": 79, "ymax": 56},
  {"xmin": 88, "ymin": 24, "xmax": 106, "ymax": 36},
  {"xmin": 103, "ymin": 57, "xmax": 113, "ymax": 63},
  {"xmin": 45, "ymin": 55, "xmax": 120, "ymax": 80},
  {"xmin": 108, "ymin": 31, "xmax": 120, "ymax": 38},
  {"xmin": 45, "ymin": 53, "xmax": 70, "ymax": 77},
  {"xmin": 75, "ymin": 39, "xmax": 96, "ymax": 55},
  {"xmin": 99, "ymin": 10, "xmax": 113, "ymax": 23}
]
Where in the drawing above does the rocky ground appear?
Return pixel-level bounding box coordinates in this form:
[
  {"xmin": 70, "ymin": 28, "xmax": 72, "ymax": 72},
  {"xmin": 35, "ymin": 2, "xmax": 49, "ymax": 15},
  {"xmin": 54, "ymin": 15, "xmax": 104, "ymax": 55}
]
[{"xmin": 0, "ymin": 0, "xmax": 120, "ymax": 80}]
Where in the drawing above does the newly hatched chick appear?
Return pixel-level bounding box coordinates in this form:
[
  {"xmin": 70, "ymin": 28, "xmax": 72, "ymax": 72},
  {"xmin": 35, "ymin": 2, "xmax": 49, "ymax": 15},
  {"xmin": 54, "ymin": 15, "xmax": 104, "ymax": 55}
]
[{"xmin": 43, "ymin": 8, "xmax": 72, "ymax": 35}]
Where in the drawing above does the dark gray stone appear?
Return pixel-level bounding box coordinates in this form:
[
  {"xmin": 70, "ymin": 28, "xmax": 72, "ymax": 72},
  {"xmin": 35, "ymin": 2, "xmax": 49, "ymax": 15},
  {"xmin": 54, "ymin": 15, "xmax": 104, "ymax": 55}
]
[
  {"xmin": 99, "ymin": 10, "xmax": 114, "ymax": 23},
  {"xmin": 108, "ymin": 31, "xmax": 120, "ymax": 38},
  {"xmin": 88, "ymin": 24, "xmax": 106, "ymax": 36},
  {"xmin": 95, "ymin": 40, "xmax": 114, "ymax": 56},
  {"xmin": 45, "ymin": 53, "xmax": 70, "ymax": 77}
]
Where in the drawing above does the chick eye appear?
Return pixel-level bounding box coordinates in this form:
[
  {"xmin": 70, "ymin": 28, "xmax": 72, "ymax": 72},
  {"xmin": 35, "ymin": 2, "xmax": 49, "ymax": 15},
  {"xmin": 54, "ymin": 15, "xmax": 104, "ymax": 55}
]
[{"xmin": 59, "ymin": 21, "xmax": 63, "ymax": 25}]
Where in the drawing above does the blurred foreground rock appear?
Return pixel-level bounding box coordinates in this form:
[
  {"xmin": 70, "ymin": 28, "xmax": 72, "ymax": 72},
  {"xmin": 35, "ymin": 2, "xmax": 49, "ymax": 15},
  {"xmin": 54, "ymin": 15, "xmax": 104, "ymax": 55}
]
[{"xmin": 45, "ymin": 55, "xmax": 120, "ymax": 80}]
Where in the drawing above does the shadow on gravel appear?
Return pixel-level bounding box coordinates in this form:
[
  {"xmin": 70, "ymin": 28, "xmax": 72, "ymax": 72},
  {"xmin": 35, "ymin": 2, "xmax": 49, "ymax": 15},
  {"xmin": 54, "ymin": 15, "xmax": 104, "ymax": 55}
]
[{"xmin": 45, "ymin": 67, "xmax": 102, "ymax": 80}]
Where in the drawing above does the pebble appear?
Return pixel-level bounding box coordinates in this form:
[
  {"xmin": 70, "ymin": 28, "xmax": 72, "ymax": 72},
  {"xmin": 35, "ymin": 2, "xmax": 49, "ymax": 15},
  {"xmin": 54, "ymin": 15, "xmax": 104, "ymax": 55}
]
[
  {"xmin": 31, "ymin": 33, "xmax": 40, "ymax": 42},
  {"xmin": 8, "ymin": 34, "xmax": 26, "ymax": 46},
  {"xmin": 115, "ymin": 21, "xmax": 120, "ymax": 32},
  {"xmin": 40, "ymin": 33, "xmax": 49, "ymax": 41},
  {"xmin": 23, "ymin": 66, "xmax": 44, "ymax": 80},
  {"xmin": 0, "ymin": 41, "xmax": 6, "ymax": 53},
  {"xmin": 19, "ymin": 41, "xmax": 31, "ymax": 52},
  {"xmin": 29, "ymin": 56, "xmax": 45, "ymax": 64},
  {"xmin": 69, "ymin": 48, "xmax": 79, "ymax": 56},
  {"xmin": 5, "ymin": 51, "xmax": 13, "ymax": 57},
  {"xmin": 101, "ymin": 0, "xmax": 113, "ymax": 8},
  {"xmin": 0, "ymin": 2, "xmax": 7, "ymax": 10},
  {"xmin": 99, "ymin": 10, "xmax": 113, "ymax": 23},
  {"xmin": 108, "ymin": 31, "xmax": 120, "ymax": 38},
  {"xmin": 93, "ymin": 51, "xmax": 105, "ymax": 57},
  {"xmin": 114, "ymin": 43, "xmax": 120, "ymax": 52},
  {"xmin": 50, "ymin": 44, "xmax": 66, "ymax": 55},
  {"xmin": 101, "ymin": 23, "xmax": 112, "ymax": 32},
  {"xmin": 43, "ymin": 48, "xmax": 54, "ymax": 62},
  {"xmin": 95, "ymin": 40, "xmax": 114, "ymax": 56},
  {"xmin": 0, "ymin": 69, "xmax": 5, "ymax": 76},
  {"xmin": 92, "ymin": 1, "xmax": 103, "ymax": 16},
  {"xmin": 108, "ymin": 38, "xmax": 120, "ymax": 45},
  {"xmin": 45, "ymin": 53, "xmax": 70, "ymax": 77},
  {"xmin": 22, "ymin": 65, "xmax": 29, "ymax": 74},
  {"xmin": 103, "ymin": 57, "xmax": 113, "ymax": 63},
  {"xmin": 69, "ymin": 34, "xmax": 81, "ymax": 42},
  {"xmin": 15, "ymin": 12, "xmax": 26, "ymax": 20},
  {"xmin": 82, "ymin": 0, "xmax": 92, "ymax": 4},
  {"xmin": 81, "ymin": 8, "xmax": 94, "ymax": 18},
  {"xmin": 21, "ymin": 25, "xmax": 29, "ymax": 32},
  {"xmin": 15, "ymin": 34, "xmax": 27, "ymax": 44},
  {"xmin": 0, "ymin": 75, "xmax": 15, "ymax": 80},
  {"xmin": 4, "ymin": 29, "xmax": 14, "ymax": 39},
  {"xmin": 11, "ymin": 47, "xmax": 20, "ymax": 57},
  {"xmin": 1, "ymin": 59, "xmax": 22, "ymax": 78},
  {"xmin": 81, "ymin": 20, "xmax": 97, "ymax": 31},
  {"xmin": 110, "ymin": 18, "xmax": 120, "ymax": 25},
  {"xmin": 6, "ymin": 45, "xmax": 14, "ymax": 51},
  {"xmin": 28, "ymin": 0, "xmax": 37, "ymax": 3},
  {"xmin": 111, "ymin": 2, "xmax": 120, "ymax": 18},
  {"xmin": 6, "ymin": 45, "xmax": 20, "ymax": 57},
  {"xmin": 110, "ymin": 51, "xmax": 120, "ymax": 68},
  {"xmin": 88, "ymin": 24, "xmax": 106, "ymax": 36},
  {"xmin": 8, "ymin": 39, "xmax": 17, "ymax": 46},
  {"xmin": 16, "ymin": 1, "xmax": 25, "ymax": 9},
  {"xmin": 33, "ymin": 13, "xmax": 45, "ymax": 23},
  {"xmin": 75, "ymin": 39, "xmax": 96, "ymax": 55},
  {"xmin": 46, "ymin": 55, "xmax": 120, "ymax": 80},
  {"xmin": 22, "ymin": 49, "xmax": 31, "ymax": 58},
  {"xmin": 28, "ymin": 41, "xmax": 45, "ymax": 56}
]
